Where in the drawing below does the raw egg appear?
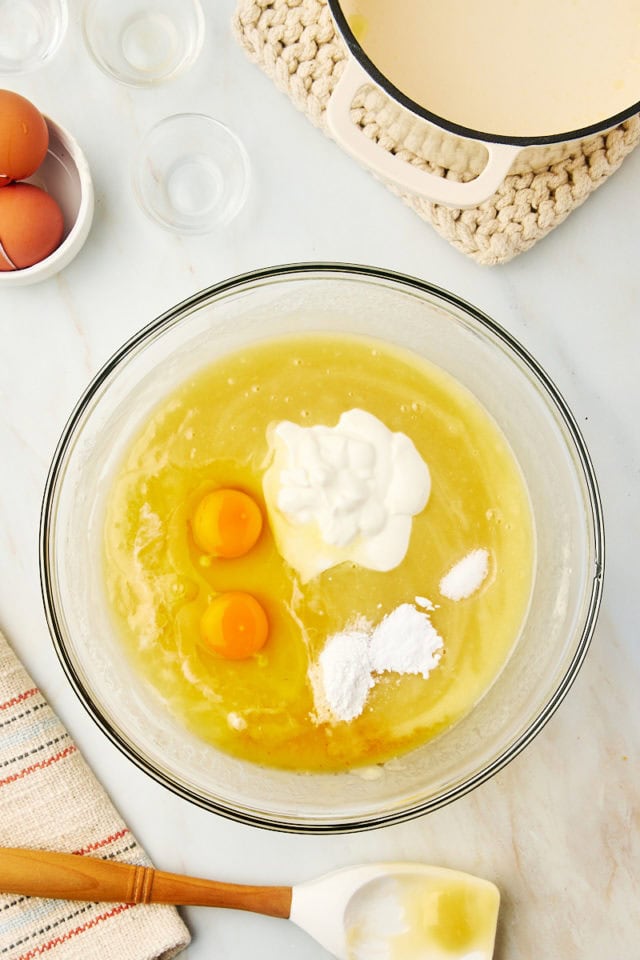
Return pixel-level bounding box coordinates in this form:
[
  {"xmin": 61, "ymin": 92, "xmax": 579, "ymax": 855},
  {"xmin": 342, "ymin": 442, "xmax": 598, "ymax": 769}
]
[
  {"xmin": 192, "ymin": 488, "xmax": 263, "ymax": 558},
  {"xmin": 200, "ymin": 592, "xmax": 269, "ymax": 660},
  {"xmin": 0, "ymin": 183, "xmax": 64, "ymax": 271},
  {"xmin": 0, "ymin": 90, "xmax": 49, "ymax": 186}
]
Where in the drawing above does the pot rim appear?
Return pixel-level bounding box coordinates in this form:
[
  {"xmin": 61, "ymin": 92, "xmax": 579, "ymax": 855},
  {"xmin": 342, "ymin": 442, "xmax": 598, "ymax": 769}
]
[{"xmin": 328, "ymin": 0, "xmax": 640, "ymax": 147}]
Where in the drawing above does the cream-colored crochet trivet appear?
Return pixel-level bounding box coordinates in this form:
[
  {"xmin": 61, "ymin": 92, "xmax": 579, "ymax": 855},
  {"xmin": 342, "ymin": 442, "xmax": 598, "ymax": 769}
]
[{"xmin": 234, "ymin": 0, "xmax": 640, "ymax": 265}]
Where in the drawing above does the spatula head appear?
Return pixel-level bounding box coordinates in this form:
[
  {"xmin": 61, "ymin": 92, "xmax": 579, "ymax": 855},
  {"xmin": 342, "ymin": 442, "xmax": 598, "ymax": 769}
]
[{"xmin": 290, "ymin": 862, "xmax": 500, "ymax": 960}]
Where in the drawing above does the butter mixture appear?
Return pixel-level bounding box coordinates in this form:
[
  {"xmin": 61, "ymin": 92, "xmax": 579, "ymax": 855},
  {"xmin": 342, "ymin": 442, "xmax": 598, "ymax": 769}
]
[{"xmin": 103, "ymin": 333, "xmax": 534, "ymax": 772}]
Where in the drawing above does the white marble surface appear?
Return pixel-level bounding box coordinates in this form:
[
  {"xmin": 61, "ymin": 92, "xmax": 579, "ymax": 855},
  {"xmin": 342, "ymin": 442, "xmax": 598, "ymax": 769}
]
[{"xmin": 1, "ymin": 2, "xmax": 639, "ymax": 957}]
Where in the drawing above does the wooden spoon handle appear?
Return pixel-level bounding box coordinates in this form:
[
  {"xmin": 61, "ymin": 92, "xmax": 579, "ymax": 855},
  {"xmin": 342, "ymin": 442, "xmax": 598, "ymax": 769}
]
[{"xmin": 0, "ymin": 847, "xmax": 292, "ymax": 918}]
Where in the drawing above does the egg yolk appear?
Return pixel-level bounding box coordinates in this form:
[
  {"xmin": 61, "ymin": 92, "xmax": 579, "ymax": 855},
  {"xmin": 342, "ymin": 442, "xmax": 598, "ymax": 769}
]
[
  {"xmin": 200, "ymin": 592, "xmax": 269, "ymax": 660},
  {"xmin": 192, "ymin": 488, "xmax": 263, "ymax": 558}
]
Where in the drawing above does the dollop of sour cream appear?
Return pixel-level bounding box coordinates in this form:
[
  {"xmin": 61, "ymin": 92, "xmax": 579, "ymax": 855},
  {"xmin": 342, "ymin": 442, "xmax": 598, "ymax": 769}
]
[{"xmin": 262, "ymin": 409, "xmax": 430, "ymax": 582}]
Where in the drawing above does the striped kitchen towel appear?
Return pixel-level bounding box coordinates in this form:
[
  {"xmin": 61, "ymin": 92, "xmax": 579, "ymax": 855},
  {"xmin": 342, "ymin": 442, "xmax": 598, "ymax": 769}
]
[{"xmin": 0, "ymin": 629, "xmax": 190, "ymax": 960}]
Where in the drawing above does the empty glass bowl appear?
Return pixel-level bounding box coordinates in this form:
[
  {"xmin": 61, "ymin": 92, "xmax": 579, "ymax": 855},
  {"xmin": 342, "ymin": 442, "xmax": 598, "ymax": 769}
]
[
  {"xmin": 133, "ymin": 114, "xmax": 251, "ymax": 234},
  {"xmin": 82, "ymin": 0, "xmax": 204, "ymax": 86},
  {"xmin": 0, "ymin": 0, "xmax": 67, "ymax": 74}
]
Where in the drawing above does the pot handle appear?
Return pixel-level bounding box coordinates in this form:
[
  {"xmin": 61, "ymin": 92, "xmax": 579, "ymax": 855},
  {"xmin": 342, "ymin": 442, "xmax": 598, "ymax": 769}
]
[{"xmin": 326, "ymin": 58, "xmax": 520, "ymax": 208}]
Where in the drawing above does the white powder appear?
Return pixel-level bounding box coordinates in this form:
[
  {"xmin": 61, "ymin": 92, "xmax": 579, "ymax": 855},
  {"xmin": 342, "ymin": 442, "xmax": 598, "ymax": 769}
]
[
  {"xmin": 439, "ymin": 548, "xmax": 490, "ymax": 601},
  {"xmin": 315, "ymin": 605, "xmax": 444, "ymax": 723},
  {"xmin": 318, "ymin": 628, "xmax": 375, "ymax": 722},
  {"xmin": 370, "ymin": 605, "xmax": 443, "ymax": 679},
  {"xmin": 414, "ymin": 595, "xmax": 436, "ymax": 611},
  {"xmin": 345, "ymin": 876, "xmax": 407, "ymax": 960}
]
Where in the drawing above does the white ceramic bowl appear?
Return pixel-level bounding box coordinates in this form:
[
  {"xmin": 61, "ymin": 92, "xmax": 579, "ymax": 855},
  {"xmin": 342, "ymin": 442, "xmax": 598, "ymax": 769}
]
[
  {"xmin": 0, "ymin": 116, "xmax": 94, "ymax": 287},
  {"xmin": 40, "ymin": 265, "xmax": 604, "ymax": 833}
]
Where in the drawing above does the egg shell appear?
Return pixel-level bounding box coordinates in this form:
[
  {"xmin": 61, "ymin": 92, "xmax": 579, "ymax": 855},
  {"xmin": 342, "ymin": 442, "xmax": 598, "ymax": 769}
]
[
  {"xmin": 0, "ymin": 90, "xmax": 49, "ymax": 186},
  {"xmin": 0, "ymin": 183, "xmax": 64, "ymax": 271}
]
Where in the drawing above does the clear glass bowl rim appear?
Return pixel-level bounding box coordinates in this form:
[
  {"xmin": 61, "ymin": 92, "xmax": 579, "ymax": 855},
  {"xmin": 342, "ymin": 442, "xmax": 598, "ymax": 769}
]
[
  {"xmin": 0, "ymin": 0, "xmax": 69, "ymax": 75},
  {"xmin": 39, "ymin": 262, "xmax": 605, "ymax": 834},
  {"xmin": 80, "ymin": 0, "xmax": 205, "ymax": 87},
  {"xmin": 131, "ymin": 113, "xmax": 251, "ymax": 234}
]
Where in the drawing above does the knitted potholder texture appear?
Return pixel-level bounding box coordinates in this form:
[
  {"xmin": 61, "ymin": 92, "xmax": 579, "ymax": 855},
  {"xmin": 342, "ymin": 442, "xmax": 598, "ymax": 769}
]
[{"xmin": 233, "ymin": 0, "xmax": 640, "ymax": 265}]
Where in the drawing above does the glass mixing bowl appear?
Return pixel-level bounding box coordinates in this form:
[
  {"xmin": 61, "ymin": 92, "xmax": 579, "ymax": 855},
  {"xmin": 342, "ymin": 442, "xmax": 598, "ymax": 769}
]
[{"xmin": 40, "ymin": 264, "xmax": 604, "ymax": 833}]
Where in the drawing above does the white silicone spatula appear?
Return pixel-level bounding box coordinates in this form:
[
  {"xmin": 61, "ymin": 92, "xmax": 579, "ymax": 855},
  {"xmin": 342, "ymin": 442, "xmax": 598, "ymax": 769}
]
[{"xmin": 0, "ymin": 848, "xmax": 500, "ymax": 960}]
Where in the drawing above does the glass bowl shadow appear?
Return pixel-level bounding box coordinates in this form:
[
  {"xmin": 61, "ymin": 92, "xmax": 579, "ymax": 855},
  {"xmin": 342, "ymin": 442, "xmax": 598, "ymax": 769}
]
[{"xmin": 40, "ymin": 264, "xmax": 604, "ymax": 834}]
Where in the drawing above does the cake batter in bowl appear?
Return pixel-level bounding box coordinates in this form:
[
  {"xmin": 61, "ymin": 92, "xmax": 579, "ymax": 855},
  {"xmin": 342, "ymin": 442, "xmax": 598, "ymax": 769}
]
[{"xmin": 40, "ymin": 264, "xmax": 603, "ymax": 832}]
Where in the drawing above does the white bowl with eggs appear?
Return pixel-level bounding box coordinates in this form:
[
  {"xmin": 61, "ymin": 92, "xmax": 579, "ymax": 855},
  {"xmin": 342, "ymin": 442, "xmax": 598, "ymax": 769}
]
[
  {"xmin": 40, "ymin": 264, "xmax": 603, "ymax": 833},
  {"xmin": 0, "ymin": 113, "xmax": 93, "ymax": 286}
]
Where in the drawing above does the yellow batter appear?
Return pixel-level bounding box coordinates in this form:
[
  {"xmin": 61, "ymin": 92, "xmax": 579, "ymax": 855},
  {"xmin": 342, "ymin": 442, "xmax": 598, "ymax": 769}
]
[{"xmin": 103, "ymin": 334, "xmax": 534, "ymax": 772}]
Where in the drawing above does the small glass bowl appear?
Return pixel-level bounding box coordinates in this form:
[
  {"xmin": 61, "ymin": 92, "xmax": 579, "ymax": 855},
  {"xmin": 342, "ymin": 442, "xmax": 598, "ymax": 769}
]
[
  {"xmin": 82, "ymin": 0, "xmax": 204, "ymax": 86},
  {"xmin": 0, "ymin": 0, "xmax": 68, "ymax": 75},
  {"xmin": 133, "ymin": 114, "xmax": 251, "ymax": 235}
]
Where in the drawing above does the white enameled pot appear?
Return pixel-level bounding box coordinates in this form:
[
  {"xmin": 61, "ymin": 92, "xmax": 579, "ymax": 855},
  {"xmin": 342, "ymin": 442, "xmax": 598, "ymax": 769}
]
[{"xmin": 326, "ymin": 0, "xmax": 640, "ymax": 208}]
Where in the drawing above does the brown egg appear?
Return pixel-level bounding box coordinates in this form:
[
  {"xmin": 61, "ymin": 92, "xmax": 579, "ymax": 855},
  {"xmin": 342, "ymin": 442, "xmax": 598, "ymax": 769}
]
[
  {"xmin": 0, "ymin": 183, "xmax": 64, "ymax": 271},
  {"xmin": 0, "ymin": 90, "xmax": 49, "ymax": 187}
]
